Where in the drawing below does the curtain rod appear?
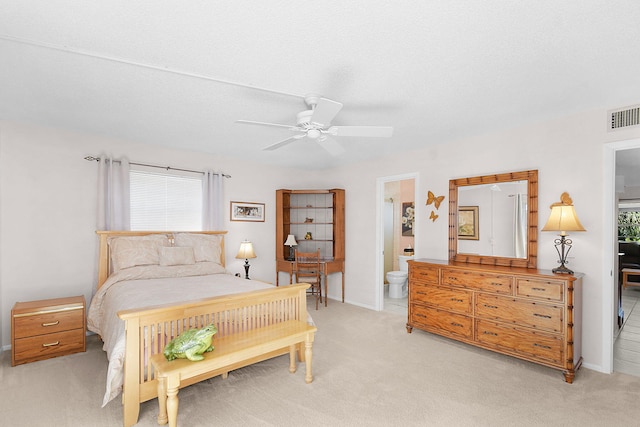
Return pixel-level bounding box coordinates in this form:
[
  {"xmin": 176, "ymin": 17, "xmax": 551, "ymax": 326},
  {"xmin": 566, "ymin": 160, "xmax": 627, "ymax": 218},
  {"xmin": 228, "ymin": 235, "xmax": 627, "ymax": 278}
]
[{"xmin": 84, "ymin": 156, "xmax": 231, "ymax": 178}]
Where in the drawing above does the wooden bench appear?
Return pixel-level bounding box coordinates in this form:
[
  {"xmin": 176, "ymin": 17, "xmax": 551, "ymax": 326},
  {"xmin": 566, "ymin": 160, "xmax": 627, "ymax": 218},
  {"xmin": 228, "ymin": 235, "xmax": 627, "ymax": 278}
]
[
  {"xmin": 150, "ymin": 319, "xmax": 317, "ymax": 427},
  {"xmin": 622, "ymin": 268, "xmax": 640, "ymax": 289}
]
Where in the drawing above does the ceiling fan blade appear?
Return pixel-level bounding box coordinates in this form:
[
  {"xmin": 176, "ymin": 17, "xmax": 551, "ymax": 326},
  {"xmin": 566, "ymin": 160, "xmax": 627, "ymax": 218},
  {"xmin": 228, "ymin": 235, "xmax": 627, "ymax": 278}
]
[
  {"xmin": 236, "ymin": 119, "xmax": 296, "ymax": 130},
  {"xmin": 317, "ymin": 136, "xmax": 345, "ymax": 156},
  {"xmin": 310, "ymin": 98, "xmax": 343, "ymax": 126},
  {"xmin": 328, "ymin": 126, "xmax": 394, "ymax": 138},
  {"xmin": 262, "ymin": 134, "xmax": 305, "ymax": 151}
]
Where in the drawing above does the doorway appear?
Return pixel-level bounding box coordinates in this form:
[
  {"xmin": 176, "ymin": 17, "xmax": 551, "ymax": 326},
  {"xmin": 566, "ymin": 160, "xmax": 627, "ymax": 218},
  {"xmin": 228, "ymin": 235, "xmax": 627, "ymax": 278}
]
[
  {"xmin": 605, "ymin": 138, "xmax": 640, "ymax": 376},
  {"xmin": 376, "ymin": 173, "xmax": 418, "ymax": 313},
  {"xmin": 613, "ymin": 144, "xmax": 640, "ymax": 376}
]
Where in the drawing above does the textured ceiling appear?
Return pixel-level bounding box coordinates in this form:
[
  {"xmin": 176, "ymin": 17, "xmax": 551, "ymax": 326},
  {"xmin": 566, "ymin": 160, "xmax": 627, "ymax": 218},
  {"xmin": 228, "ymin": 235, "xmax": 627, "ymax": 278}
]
[{"xmin": 2, "ymin": 1, "xmax": 640, "ymax": 170}]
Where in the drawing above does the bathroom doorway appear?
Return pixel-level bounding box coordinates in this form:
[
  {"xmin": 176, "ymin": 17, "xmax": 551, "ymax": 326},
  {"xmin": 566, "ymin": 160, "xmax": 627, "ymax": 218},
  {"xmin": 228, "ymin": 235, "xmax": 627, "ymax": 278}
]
[{"xmin": 376, "ymin": 173, "xmax": 418, "ymax": 313}]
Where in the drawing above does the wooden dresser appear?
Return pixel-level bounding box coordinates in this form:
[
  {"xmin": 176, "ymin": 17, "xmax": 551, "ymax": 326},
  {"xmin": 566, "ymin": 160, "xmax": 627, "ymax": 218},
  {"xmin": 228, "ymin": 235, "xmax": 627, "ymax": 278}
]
[
  {"xmin": 406, "ymin": 259, "xmax": 582, "ymax": 383},
  {"xmin": 11, "ymin": 296, "xmax": 86, "ymax": 366}
]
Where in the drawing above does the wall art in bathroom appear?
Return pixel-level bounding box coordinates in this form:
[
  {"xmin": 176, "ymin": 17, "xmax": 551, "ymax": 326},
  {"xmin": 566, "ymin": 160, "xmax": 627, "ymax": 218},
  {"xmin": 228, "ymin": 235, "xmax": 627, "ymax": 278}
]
[{"xmin": 402, "ymin": 202, "xmax": 415, "ymax": 236}]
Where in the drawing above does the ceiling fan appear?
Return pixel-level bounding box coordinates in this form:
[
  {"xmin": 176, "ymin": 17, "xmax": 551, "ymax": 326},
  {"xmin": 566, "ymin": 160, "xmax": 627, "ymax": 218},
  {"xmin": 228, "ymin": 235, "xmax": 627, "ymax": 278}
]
[{"xmin": 236, "ymin": 94, "xmax": 394, "ymax": 156}]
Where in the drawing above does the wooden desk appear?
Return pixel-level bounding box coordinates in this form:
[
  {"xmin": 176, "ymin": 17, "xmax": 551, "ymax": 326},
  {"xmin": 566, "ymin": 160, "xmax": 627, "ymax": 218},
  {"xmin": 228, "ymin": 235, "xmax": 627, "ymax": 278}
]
[{"xmin": 276, "ymin": 258, "xmax": 345, "ymax": 305}]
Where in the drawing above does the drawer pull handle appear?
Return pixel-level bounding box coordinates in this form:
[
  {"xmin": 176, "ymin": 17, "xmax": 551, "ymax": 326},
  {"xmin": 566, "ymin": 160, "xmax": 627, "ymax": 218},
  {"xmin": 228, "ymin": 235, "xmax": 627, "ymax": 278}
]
[
  {"xmin": 483, "ymin": 304, "xmax": 499, "ymax": 309},
  {"xmin": 490, "ymin": 282, "xmax": 503, "ymax": 287},
  {"xmin": 416, "ymin": 313, "xmax": 427, "ymax": 318},
  {"xmin": 533, "ymin": 313, "xmax": 552, "ymax": 319},
  {"xmin": 450, "ymin": 298, "xmax": 464, "ymax": 302},
  {"xmin": 42, "ymin": 321, "xmax": 60, "ymax": 327},
  {"xmin": 483, "ymin": 331, "xmax": 498, "ymax": 336},
  {"xmin": 417, "ymin": 291, "xmax": 427, "ymax": 295},
  {"xmin": 42, "ymin": 341, "xmax": 60, "ymax": 347},
  {"xmin": 450, "ymin": 322, "xmax": 464, "ymax": 328},
  {"xmin": 531, "ymin": 287, "xmax": 546, "ymax": 291},
  {"xmin": 533, "ymin": 343, "xmax": 552, "ymax": 350}
]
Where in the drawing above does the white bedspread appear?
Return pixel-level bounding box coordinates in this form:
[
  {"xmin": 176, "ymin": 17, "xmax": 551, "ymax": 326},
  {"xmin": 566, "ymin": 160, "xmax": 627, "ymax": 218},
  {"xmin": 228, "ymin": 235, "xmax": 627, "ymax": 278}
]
[{"xmin": 87, "ymin": 264, "xmax": 273, "ymax": 406}]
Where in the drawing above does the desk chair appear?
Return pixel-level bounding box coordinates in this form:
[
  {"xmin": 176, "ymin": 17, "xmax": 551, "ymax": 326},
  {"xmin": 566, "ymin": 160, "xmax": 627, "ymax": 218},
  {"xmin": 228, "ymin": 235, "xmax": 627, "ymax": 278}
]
[{"xmin": 294, "ymin": 249, "xmax": 322, "ymax": 310}]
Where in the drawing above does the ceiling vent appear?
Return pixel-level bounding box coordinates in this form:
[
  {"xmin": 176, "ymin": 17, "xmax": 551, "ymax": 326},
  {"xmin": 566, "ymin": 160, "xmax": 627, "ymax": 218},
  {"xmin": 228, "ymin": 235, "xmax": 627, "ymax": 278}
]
[{"xmin": 608, "ymin": 105, "xmax": 640, "ymax": 131}]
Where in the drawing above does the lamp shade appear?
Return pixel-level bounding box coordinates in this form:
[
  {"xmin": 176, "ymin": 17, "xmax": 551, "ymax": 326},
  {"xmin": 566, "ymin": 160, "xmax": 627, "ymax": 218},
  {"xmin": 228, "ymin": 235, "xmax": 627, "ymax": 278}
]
[
  {"xmin": 541, "ymin": 192, "xmax": 586, "ymax": 235},
  {"xmin": 236, "ymin": 240, "xmax": 256, "ymax": 259},
  {"xmin": 284, "ymin": 234, "xmax": 298, "ymax": 246}
]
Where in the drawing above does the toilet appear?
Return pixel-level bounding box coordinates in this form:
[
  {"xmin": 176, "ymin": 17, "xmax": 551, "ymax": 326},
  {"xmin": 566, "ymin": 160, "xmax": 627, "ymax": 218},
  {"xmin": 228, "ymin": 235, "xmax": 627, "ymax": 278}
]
[{"xmin": 386, "ymin": 255, "xmax": 413, "ymax": 298}]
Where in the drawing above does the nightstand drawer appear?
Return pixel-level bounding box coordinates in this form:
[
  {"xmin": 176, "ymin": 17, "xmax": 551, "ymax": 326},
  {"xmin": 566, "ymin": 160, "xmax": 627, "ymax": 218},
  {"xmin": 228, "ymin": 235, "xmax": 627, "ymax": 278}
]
[
  {"xmin": 13, "ymin": 329, "xmax": 85, "ymax": 364},
  {"xmin": 12, "ymin": 296, "xmax": 86, "ymax": 366},
  {"xmin": 13, "ymin": 309, "xmax": 84, "ymax": 339}
]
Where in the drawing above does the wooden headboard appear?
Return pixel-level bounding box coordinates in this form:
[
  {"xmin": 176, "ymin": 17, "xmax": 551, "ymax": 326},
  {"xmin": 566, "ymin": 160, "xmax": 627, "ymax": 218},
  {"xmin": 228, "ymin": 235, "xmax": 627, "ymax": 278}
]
[{"xmin": 95, "ymin": 230, "xmax": 227, "ymax": 290}]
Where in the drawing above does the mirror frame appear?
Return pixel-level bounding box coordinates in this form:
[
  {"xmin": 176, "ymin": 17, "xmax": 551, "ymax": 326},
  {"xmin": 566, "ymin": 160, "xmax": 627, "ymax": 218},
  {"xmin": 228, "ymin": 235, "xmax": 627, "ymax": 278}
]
[{"xmin": 448, "ymin": 169, "xmax": 538, "ymax": 269}]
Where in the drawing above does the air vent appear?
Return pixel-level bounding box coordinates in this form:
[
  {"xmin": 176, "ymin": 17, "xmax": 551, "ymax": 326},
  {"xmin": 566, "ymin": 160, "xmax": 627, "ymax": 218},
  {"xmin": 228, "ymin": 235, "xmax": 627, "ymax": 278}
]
[{"xmin": 609, "ymin": 105, "xmax": 640, "ymax": 130}]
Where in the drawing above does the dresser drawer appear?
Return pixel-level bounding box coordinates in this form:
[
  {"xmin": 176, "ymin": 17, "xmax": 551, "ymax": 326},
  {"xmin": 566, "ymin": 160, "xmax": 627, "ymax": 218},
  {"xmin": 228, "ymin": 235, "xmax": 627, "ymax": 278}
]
[
  {"xmin": 13, "ymin": 309, "xmax": 84, "ymax": 339},
  {"xmin": 409, "ymin": 265, "xmax": 439, "ymax": 284},
  {"xmin": 441, "ymin": 269, "xmax": 513, "ymax": 294},
  {"xmin": 411, "ymin": 283, "xmax": 472, "ymax": 314},
  {"xmin": 516, "ymin": 278, "xmax": 564, "ymax": 302},
  {"xmin": 13, "ymin": 329, "xmax": 85, "ymax": 365},
  {"xmin": 476, "ymin": 294, "xmax": 563, "ymax": 333},
  {"xmin": 476, "ymin": 320, "xmax": 564, "ymax": 365},
  {"xmin": 411, "ymin": 305, "xmax": 472, "ymax": 339}
]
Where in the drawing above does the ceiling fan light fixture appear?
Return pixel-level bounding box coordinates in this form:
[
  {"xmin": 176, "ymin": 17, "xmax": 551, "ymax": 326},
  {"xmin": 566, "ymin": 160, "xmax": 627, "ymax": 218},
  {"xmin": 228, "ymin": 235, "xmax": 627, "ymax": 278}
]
[{"xmin": 307, "ymin": 129, "xmax": 321, "ymax": 139}]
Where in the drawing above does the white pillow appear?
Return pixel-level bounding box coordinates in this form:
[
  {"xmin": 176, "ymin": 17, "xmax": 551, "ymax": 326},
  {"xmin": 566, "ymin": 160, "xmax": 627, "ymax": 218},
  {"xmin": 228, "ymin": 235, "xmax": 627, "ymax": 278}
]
[
  {"xmin": 174, "ymin": 233, "xmax": 223, "ymax": 264},
  {"xmin": 108, "ymin": 234, "xmax": 171, "ymax": 272},
  {"xmin": 159, "ymin": 246, "xmax": 196, "ymax": 266}
]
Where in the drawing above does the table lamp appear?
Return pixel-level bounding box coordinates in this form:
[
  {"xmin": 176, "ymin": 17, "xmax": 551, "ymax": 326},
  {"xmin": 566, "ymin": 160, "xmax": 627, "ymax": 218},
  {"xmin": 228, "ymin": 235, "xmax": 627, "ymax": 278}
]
[
  {"xmin": 236, "ymin": 240, "xmax": 257, "ymax": 279},
  {"xmin": 284, "ymin": 234, "xmax": 298, "ymax": 260},
  {"xmin": 541, "ymin": 192, "xmax": 586, "ymax": 274}
]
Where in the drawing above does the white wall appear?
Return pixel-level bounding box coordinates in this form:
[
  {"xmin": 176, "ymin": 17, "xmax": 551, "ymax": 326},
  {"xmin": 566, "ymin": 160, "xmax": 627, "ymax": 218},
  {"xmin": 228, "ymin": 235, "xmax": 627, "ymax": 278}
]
[
  {"xmin": 0, "ymin": 120, "xmax": 318, "ymax": 349},
  {"xmin": 3, "ymin": 108, "xmax": 640, "ymax": 374},
  {"xmin": 327, "ymin": 108, "xmax": 639, "ymax": 374}
]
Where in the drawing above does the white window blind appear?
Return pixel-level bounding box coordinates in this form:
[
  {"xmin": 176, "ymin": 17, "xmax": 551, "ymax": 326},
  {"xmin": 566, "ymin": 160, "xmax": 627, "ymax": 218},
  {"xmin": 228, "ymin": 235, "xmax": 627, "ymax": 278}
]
[{"xmin": 130, "ymin": 170, "xmax": 202, "ymax": 231}]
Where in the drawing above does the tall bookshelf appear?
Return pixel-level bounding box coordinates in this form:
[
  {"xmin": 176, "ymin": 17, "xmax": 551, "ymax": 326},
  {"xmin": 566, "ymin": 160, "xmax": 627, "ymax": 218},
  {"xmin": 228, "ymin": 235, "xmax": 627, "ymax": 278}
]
[{"xmin": 275, "ymin": 189, "xmax": 345, "ymax": 303}]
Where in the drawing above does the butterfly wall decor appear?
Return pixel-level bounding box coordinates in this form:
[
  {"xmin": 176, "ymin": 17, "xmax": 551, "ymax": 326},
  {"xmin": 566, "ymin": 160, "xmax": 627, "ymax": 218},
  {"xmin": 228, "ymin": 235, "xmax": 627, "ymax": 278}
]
[
  {"xmin": 429, "ymin": 211, "xmax": 439, "ymax": 222},
  {"xmin": 426, "ymin": 191, "xmax": 445, "ymax": 210}
]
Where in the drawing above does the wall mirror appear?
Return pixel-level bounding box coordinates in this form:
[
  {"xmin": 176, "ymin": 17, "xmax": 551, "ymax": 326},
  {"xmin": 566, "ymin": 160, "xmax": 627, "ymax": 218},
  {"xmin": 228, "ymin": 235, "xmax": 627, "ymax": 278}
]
[{"xmin": 448, "ymin": 170, "xmax": 538, "ymax": 269}]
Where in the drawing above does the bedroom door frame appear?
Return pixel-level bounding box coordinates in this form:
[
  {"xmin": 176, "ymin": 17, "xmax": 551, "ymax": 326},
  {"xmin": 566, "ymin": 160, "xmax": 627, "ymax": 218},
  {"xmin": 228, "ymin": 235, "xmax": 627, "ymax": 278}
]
[
  {"xmin": 375, "ymin": 172, "xmax": 419, "ymax": 311},
  {"xmin": 604, "ymin": 137, "xmax": 640, "ymax": 374}
]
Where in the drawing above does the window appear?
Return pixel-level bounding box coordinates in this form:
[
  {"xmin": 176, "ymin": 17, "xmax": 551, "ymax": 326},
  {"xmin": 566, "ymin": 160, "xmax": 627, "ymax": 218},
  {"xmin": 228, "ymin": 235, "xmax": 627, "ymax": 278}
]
[{"xmin": 130, "ymin": 169, "xmax": 202, "ymax": 231}]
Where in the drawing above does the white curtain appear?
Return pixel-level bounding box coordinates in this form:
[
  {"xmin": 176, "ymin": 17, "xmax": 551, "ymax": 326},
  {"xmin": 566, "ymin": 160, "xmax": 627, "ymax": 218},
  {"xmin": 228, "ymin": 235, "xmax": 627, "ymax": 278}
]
[
  {"xmin": 513, "ymin": 194, "xmax": 528, "ymax": 258},
  {"xmin": 202, "ymin": 171, "xmax": 223, "ymax": 230},
  {"xmin": 97, "ymin": 156, "xmax": 130, "ymax": 230}
]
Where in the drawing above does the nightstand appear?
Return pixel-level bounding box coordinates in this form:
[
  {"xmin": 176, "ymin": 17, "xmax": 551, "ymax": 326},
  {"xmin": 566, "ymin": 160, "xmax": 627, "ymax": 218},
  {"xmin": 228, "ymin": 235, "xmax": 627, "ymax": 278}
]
[{"xmin": 11, "ymin": 296, "xmax": 86, "ymax": 366}]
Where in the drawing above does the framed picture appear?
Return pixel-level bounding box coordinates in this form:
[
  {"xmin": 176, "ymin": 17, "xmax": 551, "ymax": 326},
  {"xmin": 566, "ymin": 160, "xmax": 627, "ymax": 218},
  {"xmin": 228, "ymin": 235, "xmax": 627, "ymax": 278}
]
[
  {"xmin": 402, "ymin": 202, "xmax": 415, "ymax": 236},
  {"xmin": 230, "ymin": 201, "xmax": 265, "ymax": 222},
  {"xmin": 458, "ymin": 206, "xmax": 479, "ymax": 240}
]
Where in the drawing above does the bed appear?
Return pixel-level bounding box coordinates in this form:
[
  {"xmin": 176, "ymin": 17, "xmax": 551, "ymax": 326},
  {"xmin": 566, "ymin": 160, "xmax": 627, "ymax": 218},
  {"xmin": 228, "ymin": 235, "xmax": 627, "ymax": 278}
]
[{"xmin": 87, "ymin": 231, "xmax": 311, "ymax": 426}]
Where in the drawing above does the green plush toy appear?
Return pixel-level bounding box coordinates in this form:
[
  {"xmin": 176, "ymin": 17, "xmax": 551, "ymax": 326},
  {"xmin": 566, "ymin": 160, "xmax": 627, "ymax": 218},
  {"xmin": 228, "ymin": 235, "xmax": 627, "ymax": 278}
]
[{"xmin": 163, "ymin": 324, "xmax": 217, "ymax": 361}]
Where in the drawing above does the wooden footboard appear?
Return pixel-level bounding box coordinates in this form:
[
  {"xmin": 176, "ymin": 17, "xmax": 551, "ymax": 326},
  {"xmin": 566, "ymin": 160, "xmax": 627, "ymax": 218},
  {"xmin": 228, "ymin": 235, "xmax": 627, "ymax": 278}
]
[{"xmin": 117, "ymin": 283, "xmax": 310, "ymax": 427}]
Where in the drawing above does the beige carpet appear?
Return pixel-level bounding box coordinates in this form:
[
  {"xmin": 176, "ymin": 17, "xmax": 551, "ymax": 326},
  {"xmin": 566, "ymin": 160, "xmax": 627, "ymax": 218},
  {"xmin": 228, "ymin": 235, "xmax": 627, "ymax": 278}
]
[{"xmin": 2, "ymin": 300, "xmax": 640, "ymax": 426}]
